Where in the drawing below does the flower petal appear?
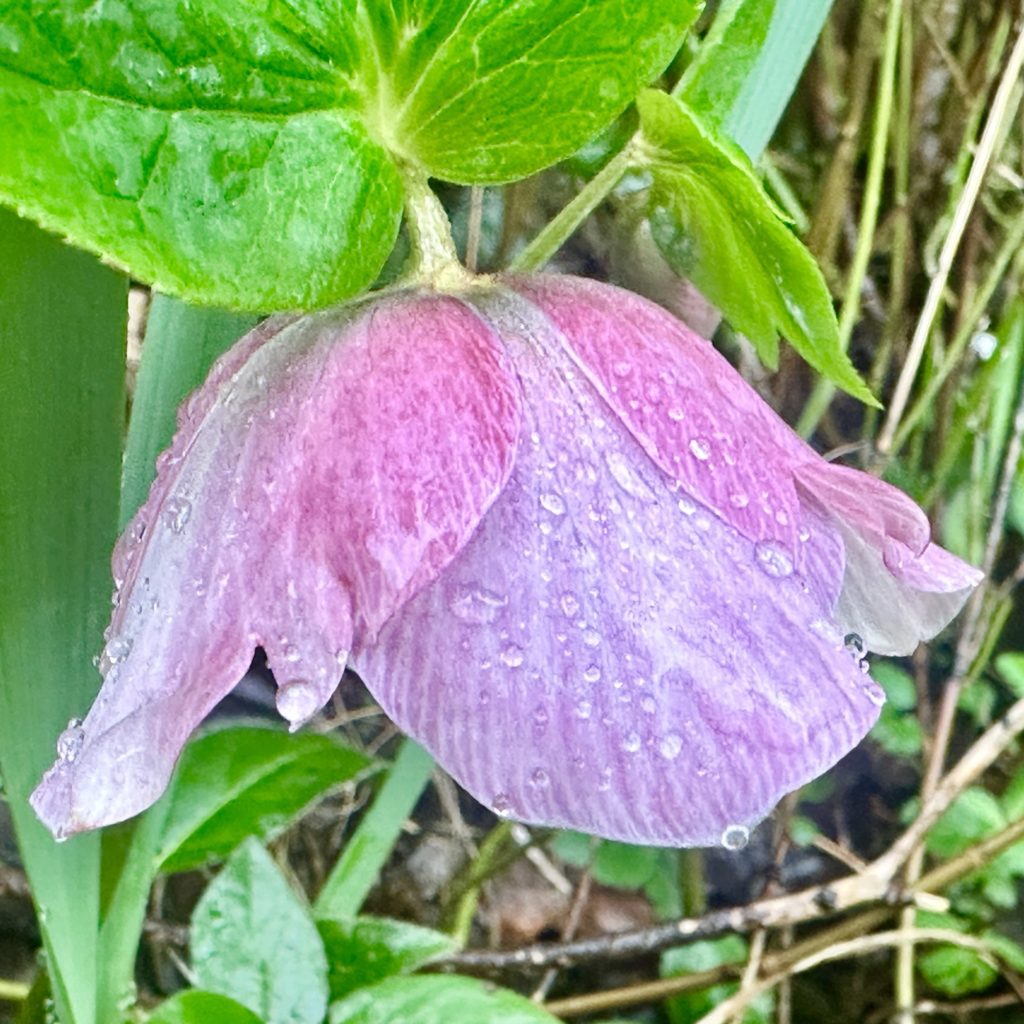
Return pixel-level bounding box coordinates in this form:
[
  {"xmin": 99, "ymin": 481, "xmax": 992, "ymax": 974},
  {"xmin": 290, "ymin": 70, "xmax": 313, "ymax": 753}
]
[
  {"xmin": 353, "ymin": 289, "xmax": 881, "ymax": 847},
  {"xmin": 32, "ymin": 294, "xmax": 521, "ymax": 836}
]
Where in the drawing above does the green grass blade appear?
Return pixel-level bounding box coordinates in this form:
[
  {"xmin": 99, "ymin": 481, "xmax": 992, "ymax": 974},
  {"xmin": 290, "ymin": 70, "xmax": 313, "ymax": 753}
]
[{"xmin": 0, "ymin": 210, "xmax": 127, "ymax": 1024}]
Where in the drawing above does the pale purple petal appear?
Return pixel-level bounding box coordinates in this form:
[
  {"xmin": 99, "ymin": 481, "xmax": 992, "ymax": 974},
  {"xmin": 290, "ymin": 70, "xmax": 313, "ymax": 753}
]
[
  {"xmin": 509, "ymin": 275, "xmax": 981, "ymax": 655},
  {"xmin": 353, "ymin": 289, "xmax": 882, "ymax": 847},
  {"xmin": 32, "ymin": 295, "xmax": 521, "ymax": 836}
]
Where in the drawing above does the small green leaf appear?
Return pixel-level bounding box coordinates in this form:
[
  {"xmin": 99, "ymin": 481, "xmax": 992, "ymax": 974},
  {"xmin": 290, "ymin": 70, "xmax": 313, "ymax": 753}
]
[
  {"xmin": 374, "ymin": 1, "xmax": 699, "ymax": 183},
  {"xmin": 662, "ymin": 938, "xmax": 773, "ymax": 1024},
  {"xmin": 637, "ymin": 90, "xmax": 876, "ymax": 405},
  {"xmin": 995, "ymin": 652, "xmax": 1024, "ymax": 698},
  {"xmin": 592, "ymin": 841, "xmax": 661, "ymax": 889},
  {"xmin": 870, "ymin": 664, "xmax": 922, "ymax": 757},
  {"xmin": 927, "ymin": 788, "xmax": 1007, "ymax": 860},
  {"xmin": 150, "ymin": 724, "xmax": 370, "ymax": 874},
  {"xmin": 192, "ymin": 838, "xmax": 328, "ymax": 1024},
  {"xmin": 317, "ymin": 916, "xmax": 456, "ymax": 1001},
  {"xmin": 328, "ymin": 975, "xmax": 561, "ymax": 1024},
  {"xmin": 918, "ymin": 945, "xmax": 997, "ymax": 998},
  {"xmin": 146, "ymin": 991, "xmax": 263, "ymax": 1024}
]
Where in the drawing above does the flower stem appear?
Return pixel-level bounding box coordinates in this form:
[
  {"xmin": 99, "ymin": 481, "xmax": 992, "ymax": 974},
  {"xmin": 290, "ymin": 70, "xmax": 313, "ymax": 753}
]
[
  {"xmin": 510, "ymin": 142, "xmax": 639, "ymax": 272},
  {"xmin": 398, "ymin": 166, "xmax": 466, "ymax": 285}
]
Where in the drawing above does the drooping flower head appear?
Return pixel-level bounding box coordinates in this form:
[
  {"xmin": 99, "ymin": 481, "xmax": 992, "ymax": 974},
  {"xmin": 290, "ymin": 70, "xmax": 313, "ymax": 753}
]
[{"xmin": 32, "ymin": 274, "xmax": 981, "ymax": 846}]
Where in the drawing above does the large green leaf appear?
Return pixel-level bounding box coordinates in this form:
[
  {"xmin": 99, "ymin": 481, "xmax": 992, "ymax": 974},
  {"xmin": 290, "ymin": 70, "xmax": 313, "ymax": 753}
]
[
  {"xmin": 192, "ymin": 837, "xmax": 329, "ymax": 1024},
  {"xmin": 317, "ymin": 916, "xmax": 456, "ymax": 1001},
  {"xmin": 154, "ymin": 724, "xmax": 371, "ymax": 873},
  {"xmin": 146, "ymin": 991, "xmax": 263, "ymax": 1024},
  {"xmin": 637, "ymin": 90, "xmax": 876, "ymax": 404},
  {"xmin": 0, "ymin": 3, "xmax": 402, "ymax": 309},
  {"xmin": 0, "ymin": 212, "xmax": 127, "ymax": 1024},
  {"xmin": 677, "ymin": 0, "xmax": 835, "ymax": 159},
  {"xmin": 367, "ymin": 0, "xmax": 699, "ymax": 183},
  {"xmin": 328, "ymin": 976, "xmax": 562, "ymax": 1024}
]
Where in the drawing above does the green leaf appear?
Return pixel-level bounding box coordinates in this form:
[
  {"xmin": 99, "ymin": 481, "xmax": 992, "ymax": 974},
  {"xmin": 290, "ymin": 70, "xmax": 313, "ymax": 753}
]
[
  {"xmin": 995, "ymin": 652, "xmax": 1024, "ymax": 698},
  {"xmin": 0, "ymin": 211, "xmax": 127, "ymax": 1024},
  {"xmin": 150, "ymin": 724, "xmax": 370, "ymax": 874},
  {"xmin": 328, "ymin": 975, "xmax": 561, "ymax": 1024},
  {"xmin": 0, "ymin": 5, "xmax": 402, "ymax": 310},
  {"xmin": 870, "ymin": 663, "xmax": 923, "ymax": 757},
  {"xmin": 315, "ymin": 739, "xmax": 433, "ymax": 920},
  {"xmin": 370, "ymin": 0, "xmax": 699, "ymax": 183},
  {"xmin": 146, "ymin": 991, "xmax": 263, "ymax": 1024},
  {"xmin": 927, "ymin": 787, "xmax": 1007, "ymax": 860},
  {"xmin": 918, "ymin": 945, "xmax": 997, "ymax": 998},
  {"xmin": 662, "ymin": 937, "xmax": 772, "ymax": 1024},
  {"xmin": 637, "ymin": 90, "xmax": 876, "ymax": 405},
  {"xmin": 192, "ymin": 837, "xmax": 329, "ymax": 1024},
  {"xmin": 317, "ymin": 916, "xmax": 456, "ymax": 1001},
  {"xmin": 677, "ymin": 0, "xmax": 835, "ymax": 159}
]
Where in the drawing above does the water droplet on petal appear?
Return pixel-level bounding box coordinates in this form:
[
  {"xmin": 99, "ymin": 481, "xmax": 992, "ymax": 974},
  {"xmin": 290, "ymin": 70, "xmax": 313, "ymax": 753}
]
[
  {"xmin": 451, "ymin": 585, "xmax": 509, "ymax": 624},
  {"xmin": 583, "ymin": 665, "xmax": 601, "ymax": 683},
  {"xmin": 721, "ymin": 824, "xmax": 750, "ymax": 851},
  {"xmin": 529, "ymin": 768, "xmax": 550, "ymax": 789},
  {"xmin": 582, "ymin": 628, "xmax": 601, "ymax": 648},
  {"xmin": 500, "ymin": 644, "xmax": 524, "ymax": 668},
  {"xmin": 730, "ymin": 493, "xmax": 749, "ymax": 509},
  {"xmin": 754, "ymin": 540, "xmax": 794, "ymax": 578},
  {"xmin": 276, "ymin": 678, "xmax": 322, "ymax": 728},
  {"xmin": 622, "ymin": 731, "xmax": 642, "ymax": 753},
  {"xmin": 574, "ymin": 699, "xmax": 592, "ymax": 719},
  {"xmin": 101, "ymin": 636, "xmax": 132, "ymax": 673},
  {"xmin": 863, "ymin": 683, "xmax": 886, "ymax": 706},
  {"xmin": 492, "ymin": 792, "xmax": 513, "ymax": 816},
  {"xmin": 612, "ymin": 359, "xmax": 631, "ymax": 378},
  {"xmin": 640, "ymin": 695, "xmax": 657, "ymax": 714},
  {"xmin": 689, "ymin": 437, "xmax": 711, "ymax": 461},
  {"xmin": 560, "ymin": 592, "xmax": 581, "ymax": 617},
  {"xmin": 57, "ymin": 718, "xmax": 84, "ymax": 763},
  {"xmin": 668, "ymin": 406, "xmax": 685, "ymax": 422},
  {"xmin": 162, "ymin": 495, "xmax": 192, "ymax": 533},
  {"xmin": 844, "ymin": 632, "xmax": 865, "ymax": 656},
  {"xmin": 658, "ymin": 733, "xmax": 683, "ymax": 760},
  {"xmin": 539, "ymin": 492, "xmax": 566, "ymax": 516}
]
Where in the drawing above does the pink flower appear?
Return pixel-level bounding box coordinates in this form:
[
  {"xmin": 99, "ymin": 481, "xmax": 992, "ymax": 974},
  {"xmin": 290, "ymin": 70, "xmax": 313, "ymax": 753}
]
[{"xmin": 32, "ymin": 275, "xmax": 981, "ymax": 846}]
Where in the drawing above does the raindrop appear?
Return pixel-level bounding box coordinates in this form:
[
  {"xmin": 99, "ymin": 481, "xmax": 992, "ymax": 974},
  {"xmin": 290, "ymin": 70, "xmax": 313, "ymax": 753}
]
[
  {"xmin": 843, "ymin": 632, "xmax": 865, "ymax": 656},
  {"xmin": 500, "ymin": 644, "xmax": 525, "ymax": 668},
  {"xmin": 640, "ymin": 695, "xmax": 657, "ymax": 714},
  {"xmin": 492, "ymin": 792, "xmax": 513, "ymax": 816},
  {"xmin": 582, "ymin": 628, "xmax": 601, "ymax": 648},
  {"xmin": 597, "ymin": 768, "xmax": 612, "ymax": 792},
  {"xmin": 529, "ymin": 768, "xmax": 550, "ymax": 789},
  {"xmin": 451, "ymin": 585, "xmax": 508, "ymax": 624},
  {"xmin": 162, "ymin": 495, "xmax": 192, "ymax": 533},
  {"xmin": 275, "ymin": 678, "xmax": 322, "ymax": 727},
  {"xmin": 863, "ymin": 683, "xmax": 886, "ymax": 707},
  {"xmin": 668, "ymin": 406, "xmax": 685, "ymax": 422},
  {"xmin": 532, "ymin": 705, "xmax": 549, "ymax": 728},
  {"xmin": 57, "ymin": 718, "xmax": 84, "ymax": 763},
  {"xmin": 658, "ymin": 733, "xmax": 683, "ymax": 760},
  {"xmin": 574, "ymin": 699, "xmax": 593, "ymax": 719},
  {"xmin": 102, "ymin": 636, "xmax": 132, "ymax": 670},
  {"xmin": 730, "ymin": 493, "xmax": 750, "ymax": 509},
  {"xmin": 721, "ymin": 824, "xmax": 750, "ymax": 851},
  {"xmin": 583, "ymin": 665, "xmax": 601, "ymax": 683},
  {"xmin": 539, "ymin": 492, "xmax": 566, "ymax": 516},
  {"xmin": 689, "ymin": 437, "xmax": 711, "ymax": 461},
  {"xmin": 677, "ymin": 496, "xmax": 696, "ymax": 515},
  {"xmin": 560, "ymin": 592, "xmax": 581, "ymax": 617},
  {"xmin": 754, "ymin": 540, "xmax": 794, "ymax": 578},
  {"xmin": 612, "ymin": 359, "xmax": 631, "ymax": 378},
  {"xmin": 622, "ymin": 731, "xmax": 642, "ymax": 753}
]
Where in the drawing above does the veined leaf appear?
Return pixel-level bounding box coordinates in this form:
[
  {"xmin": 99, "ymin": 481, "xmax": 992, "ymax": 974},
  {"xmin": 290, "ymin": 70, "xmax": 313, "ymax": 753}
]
[{"xmin": 637, "ymin": 90, "xmax": 876, "ymax": 405}]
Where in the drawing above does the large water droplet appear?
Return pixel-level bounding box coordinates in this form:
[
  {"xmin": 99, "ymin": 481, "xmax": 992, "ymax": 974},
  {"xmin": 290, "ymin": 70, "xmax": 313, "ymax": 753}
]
[
  {"xmin": 500, "ymin": 644, "xmax": 524, "ymax": 668},
  {"xmin": 658, "ymin": 733, "xmax": 683, "ymax": 760},
  {"xmin": 451, "ymin": 585, "xmax": 508, "ymax": 624},
  {"xmin": 689, "ymin": 437, "xmax": 711, "ymax": 461},
  {"xmin": 492, "ymin": 792, "xmax": 513, "ymax": 817},
  {"xmin": 101, "ymin": 636, "xmax": 132, "ymax": 672},
  {"xmin": 162, "ymin": 495, "xmax": 192, "ymax": 533},
  {"xmin": 57, "ymin": 718, "xmax": 84, "ymax": 763},
  {"xmin": 539, "ymin": 492, "xmax": 566, "ymax": 516},
  {"xmin": 583, "ymin": 665, "xmax": 601, "ymax": 683},
  {"xmin": 276, "ymin": 678, "xmax": 322, "ymax": 728},
  {"xmin": 721, "ymin": 824, "xmax": 749, "ymax": 851},
  {"xmin": 844, "ymin": 632, "xmax": 865, "ymax": 656},
  {"xmin": 754, "ymin": 540, "xmax": 794, "ymax": 578}
]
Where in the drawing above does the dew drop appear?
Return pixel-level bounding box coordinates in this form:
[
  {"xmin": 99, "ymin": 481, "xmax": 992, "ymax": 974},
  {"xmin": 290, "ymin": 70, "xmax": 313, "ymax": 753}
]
[
  {"xmin": 640, "ymin": 695, "xmax": 657, "ymax": 714},
  {"xmin": 532, "ymin": 705, "xmax": 549, "ymax": 728},
  {"xmin": 574, "ymin": 699, "xmax": 592, "ymax": 719},
  {"xmin": 500, "ymin": 644, "xmax": 525, "ymax": 668},
  {"xmin": 730, "ymin": 493, "xmax": 750, "ymax": 509},
  {"xmin": 162, "ymin": 495, "xmax": 192, "ymax": 533},
  {"xmin": 582, "ymin": 628, "xmax": 601, "ymax": 648},
  {"xmin": 622, "ymin": 731, "xmax": 642, "ymax": 753},
  {"xmin": 597, "ymin": 768, "xmax": 612, "ymax": 792},
  {"xmin": 668, "ymin": 406, "xmax": 685, "ymax": 422},
  {"xmin": 102, "ymin": 636, "xmax": 132, "ymax": 670},
  {"xmin": 57, "ymin": 718, "xmax": 84, "ymax": 763},
  {"xmin": 721, "ymin": 824, "xmax": 750, "ymax": 851},
  {"xmin": 658, "ymin": 733, "xmax": 683, "ymax": 760},
  {"xmin": 612, "ymin": 359, "xmax": 631, "ymax": 378},
  {"xmin": 451, "ymin": 585, "xmax": 509, "ymax": 624},
  {"xmin": 275, "ymin": 678, "xmax": 322, "ymax": 728},
  {"xmin": 539, "ymin": 492, "xmax": 566, "ymax": 516},
  {"xmin": 529, "ymin": 768, "xmax": 550, "ymax": 789},
  {"xmin": 492, "ymin": 792, "xmax": 513, "ymax": 816},
  {"xmin": 863, "ymin": 683, "xmax": 886, "ymax": 707},
  {"xmin": 560, "ymin": 592, "xmax": 581, "ymax": 617},
  {"xmin": 689, "ymin": 437, "xmax": 711, "ymax": 461},
  {"xmin": 583, "ymin": 665, "xmax": 602, "ymax": 683},
  {"xmin": 843, "ymin": 632, "xmax": 865, "ymax": 656},
  {"xmin": 754, "ymin": 540, "xmax": 795, "ymax": 578}
]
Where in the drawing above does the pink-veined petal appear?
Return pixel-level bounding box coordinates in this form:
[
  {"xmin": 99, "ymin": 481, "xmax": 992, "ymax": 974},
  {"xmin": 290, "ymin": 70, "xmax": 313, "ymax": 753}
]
[
  {"xmin": 353, "ymin": 289, "xmax": 880, "ymax": 847},
  {"xmin": 32, "ymin": 294, "xmax": 521, "ymax": 836}
]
